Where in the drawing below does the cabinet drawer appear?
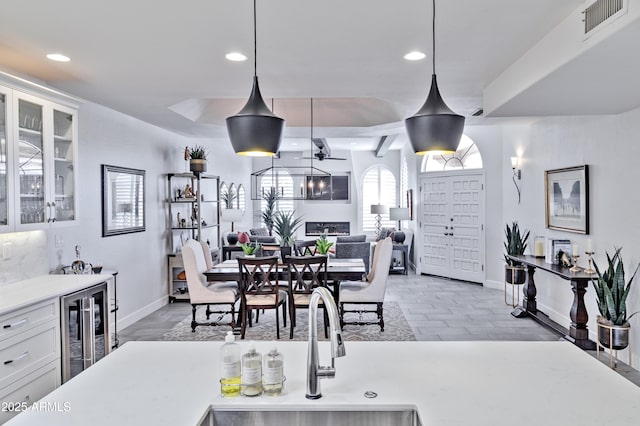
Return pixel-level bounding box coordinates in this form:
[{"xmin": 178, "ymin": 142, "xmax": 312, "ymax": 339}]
[
  {"xmin": 0, "ymin": 301, "xmax": 57, "ymax": 343},
  {"xmin": 0, "ymin": 361, "xmax": 60, "ymax": 424},
  {"xmin": 0, "ymin": 325, "xmax": 58, "ymax": 390}
]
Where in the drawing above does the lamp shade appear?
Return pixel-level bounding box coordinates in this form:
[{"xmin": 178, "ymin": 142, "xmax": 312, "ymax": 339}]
[
  {"xmin": 220, "ymin": 208, "xmax": 244, "ymax": 222},
  {"xmin": 405, "ymin": 75, "xmax": 465, "ymax": 156},
  {"xmin": 226, "ymin": 76, "xmax": 284, "ymax": 157},
  {"xmin": 389, "ymin": 207, "xmax": 410, "ymax": 221},
  {"xmin": 370, "ymin": 204, "xmax": 389, "ymax": 215}
]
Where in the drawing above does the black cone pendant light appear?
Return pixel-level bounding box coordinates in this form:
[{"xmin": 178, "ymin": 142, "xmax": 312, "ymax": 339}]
[
  {"xmin": 226, "ymin": 0, "xmax": 284, "ymax": 156},
  {"xmin": 405, "ymin": 0, "xmax": 464, "ymax": 155}
]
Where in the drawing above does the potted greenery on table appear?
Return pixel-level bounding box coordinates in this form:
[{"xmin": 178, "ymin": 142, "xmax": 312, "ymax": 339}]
[
  {"xmin": 188, "ymin": 145, "xmax": 207, "ymax": 174},
  {"xmin": 273, "ymin": 210, "xmax": 303, "ymax": 261},
  {"xmin": 240, "ymin": 242, "xmax": 261, "ymax": 257},
  {"xmin": 315, "ymin": 234, "xmax": 333, "ymax": 255},
  {"xmin": 504, "ymin": 221, "xmax": 529, "ymax": 284},
  {"xmin": 591, "ymin": 247, "xmax": 639, "ymax": 350}
]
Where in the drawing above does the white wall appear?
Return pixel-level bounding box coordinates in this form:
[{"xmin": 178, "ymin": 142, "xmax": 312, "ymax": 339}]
[
  {"xmin": 251, "ymin": 149, "xmax": 401, "ymax": 239},
  {"xmin": 501, "ymin": 107, "xmax": 640, "ymax": 368},
  {"xmin": 42, "ymin": 102, "xmax": 252, "ymax": 329}
]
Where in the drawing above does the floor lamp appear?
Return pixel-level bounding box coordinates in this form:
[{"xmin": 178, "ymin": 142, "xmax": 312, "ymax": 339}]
[
  {"xmin": 389, "ymin": 207, "xmax": 410, "ymax": 244},
  {"xmin": 370, "ymin": 204, "xmax": 388, "ymax": 239}
]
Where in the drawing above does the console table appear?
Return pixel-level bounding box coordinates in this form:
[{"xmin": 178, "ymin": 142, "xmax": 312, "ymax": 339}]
[{"xmin": 508, "ymin": 255, "xmax": 596, "ymax": 350}]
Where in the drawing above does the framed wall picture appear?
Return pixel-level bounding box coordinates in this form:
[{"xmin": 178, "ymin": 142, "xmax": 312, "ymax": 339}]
[
  {"xmin": 545, "ymin": 165, "xmax": 589, "ymax": 234},
  {"xmin": 101, "ymin": 165, "xmax": 146, "ymax": 237}
]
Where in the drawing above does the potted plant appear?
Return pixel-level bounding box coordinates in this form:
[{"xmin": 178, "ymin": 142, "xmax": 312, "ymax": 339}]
[
  {"xmin": 504, "ymin": 221, "xmax": 530, "ymax": 284},
  {"xmin": 261, "ymin": 187, "xmax": 279, "ymax": 236},
  {"xmin": 315, "ymin": 234, "xmax": 333, "ymax": 255},
  {"xmin": 188, "ymin": 145, "xmax": 207, "ymax": 174},
  {"xmin": 591, "ymin": 247, "xmax": 639, "ymax": 350},
  {"xmin": 240, "ymin": 242, "xmax": 261, "ymax": 257},
  {"xmin": 273, "ymin": 210, "xmax": 303, "ymax": 261}
]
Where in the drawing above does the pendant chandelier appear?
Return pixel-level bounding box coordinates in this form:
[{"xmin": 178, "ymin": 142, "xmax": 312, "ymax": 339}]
[
  {"xmin": 226, "ymin": 0, "xmax": 284, "ymax": 157},
  {"xmin": 405, "ymin": 0, "xmax": 465, "ymax": 155}
]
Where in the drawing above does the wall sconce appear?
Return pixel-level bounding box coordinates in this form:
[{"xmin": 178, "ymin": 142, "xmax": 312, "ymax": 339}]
[{"xmin": 511, "ymin": 156, "xmax": 521, "ymax": 204}]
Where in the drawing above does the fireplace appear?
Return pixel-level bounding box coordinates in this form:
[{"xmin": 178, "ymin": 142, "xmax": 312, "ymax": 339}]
[{"xmin": 305, "ymin": 221, "xmax": 350, "ymax": 236}]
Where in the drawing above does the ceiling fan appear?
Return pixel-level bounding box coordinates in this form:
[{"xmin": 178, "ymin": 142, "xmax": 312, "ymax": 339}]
[{"xmin": 299, "ymin": 146, "xmax": 347, "ymax": 161}]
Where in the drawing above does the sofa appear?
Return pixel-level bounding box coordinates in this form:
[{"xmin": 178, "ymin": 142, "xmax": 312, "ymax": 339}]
[{"xmin": 334, "ymin": 235, "xmax": 371, "ymax": 274}]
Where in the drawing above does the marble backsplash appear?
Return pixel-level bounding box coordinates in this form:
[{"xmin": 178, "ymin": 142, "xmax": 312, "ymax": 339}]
[{"xmin": 0, "ymin": 230, "xmax": 48, "ymax": 285}]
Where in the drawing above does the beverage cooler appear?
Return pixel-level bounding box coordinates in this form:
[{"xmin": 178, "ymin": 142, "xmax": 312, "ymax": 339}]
[{"xmin": 61, "ymin": 282, "xmax": 110, "ymax": 382}]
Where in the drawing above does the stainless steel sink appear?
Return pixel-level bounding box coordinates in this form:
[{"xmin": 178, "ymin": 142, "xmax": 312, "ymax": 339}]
[{"xmin": 198, "ymin": 408, "xmax": 422, "ymax": 426}]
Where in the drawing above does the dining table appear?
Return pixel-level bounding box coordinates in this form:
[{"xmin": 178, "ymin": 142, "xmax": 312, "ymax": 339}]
[{"xmin": 203, "ymin": 257, "xmax": 366, "ymax": 304}]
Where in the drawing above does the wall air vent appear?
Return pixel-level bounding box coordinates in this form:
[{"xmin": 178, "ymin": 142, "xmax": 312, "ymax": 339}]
[{"xmin": 583, "ymin": 0, "xmax": 627, "ymax": 37}]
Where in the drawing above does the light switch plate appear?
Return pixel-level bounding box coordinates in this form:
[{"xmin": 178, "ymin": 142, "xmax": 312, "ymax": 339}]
[{"xmin": 2, "ymin": 242, "xmax": 12, "ymax": 260}]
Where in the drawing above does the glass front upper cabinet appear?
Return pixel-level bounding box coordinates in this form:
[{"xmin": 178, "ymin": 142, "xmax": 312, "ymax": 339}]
[
  {"xmin": 17, "ymin": 98, "xmax": 46, "ymax": 226},
  {"xmin": 53, "ymin": 108, "xmax": 75, "ymax": 223}
]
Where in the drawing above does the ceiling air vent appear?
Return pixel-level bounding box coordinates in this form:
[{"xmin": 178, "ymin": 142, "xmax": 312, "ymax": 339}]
[{"xmin": 583, "ymin": 0, "xmax": 627, "ymax": 37}]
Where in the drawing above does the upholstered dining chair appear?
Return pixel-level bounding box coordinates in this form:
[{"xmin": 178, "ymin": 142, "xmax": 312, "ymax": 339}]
[
  {"xmin": 182, "ymin": 239, "xmax": 238, "ymax": 332},
  {"xmin": 294, "ymin": 240, "xmax": 317, "ymax": 256},
  {"xmin": 338, "ymin": 237, "xmax": 393, "ymax": 331},
  {"xmin": 237, "ymin": 256, "xmax": 287, "ymax": 339},
  {"xmin": 285, "ymin": 255, "xmax": 329, "ymax": 339}
]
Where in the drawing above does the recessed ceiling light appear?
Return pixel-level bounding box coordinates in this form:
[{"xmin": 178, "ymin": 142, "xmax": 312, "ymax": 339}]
[
  {"xmin": 403, "ymin": 51, "xmax": 426, "ymax": 61},
  {"xmin": 46, "ymin": 53, "xmax": 70, "ymax": 62},
  {"xmin": 225, "ymin": 52, "xmax": 247, "ymax": 62}
]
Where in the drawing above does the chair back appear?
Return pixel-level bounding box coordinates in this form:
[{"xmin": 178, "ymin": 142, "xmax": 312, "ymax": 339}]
[
  {"xmin": 366, "ymin": 237, "xmax": 393, "ymax": 301},
  {"xmin": 238, "ymin": 256, "xmax": 281, "ymax": 298},
  {"xmin": 182, "ymin": 239, "xmax": 210, "ymax": 303},
  {"xmin": 198, "ymin": 240, "xmax": 213, "ymax": 270},
  {"xmin": 285, "ymin": 255, "xmax": 328, "ymax": 296},
  {"xmin": 294, "ymin": 240, "xmax": 317, "ymax": 256},
  {"xmin": 367, "ymin": 239, "xmax": 384, "ymax": 282}
]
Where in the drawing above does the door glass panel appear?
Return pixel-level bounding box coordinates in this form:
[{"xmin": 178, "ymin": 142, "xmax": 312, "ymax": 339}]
[
  {"xmin": 18, "ymin": 99, "xmax": 45, "ymax": 225},
  {"xmin": 0, "ymin": 94, "xmax": 7, "ymax": 226},
  {"xmin": 53, "ymin": 109, "xmax": 75, "ymax": 221}
]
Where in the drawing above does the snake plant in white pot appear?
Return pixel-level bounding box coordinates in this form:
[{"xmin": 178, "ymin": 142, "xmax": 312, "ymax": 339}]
[
  {"xmin": 591, "ymin": 247, "xmax": 639, "ymax": 350},
  {"xmin": 504, "ymin": 221, "xmax": 530, "ymax": 284}
]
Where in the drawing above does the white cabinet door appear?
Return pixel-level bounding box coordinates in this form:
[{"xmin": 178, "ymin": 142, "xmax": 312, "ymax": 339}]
[
  {"xmin": 0, "ymin": 85, "xmax": 13, "ymax": 232},
  {"xmin": 420, "ymin": 172, "xmax": 485, "ymax": 283},
  {"xmin": 11, "ymin": 91, "xmax": 77, "ymax": 231}
]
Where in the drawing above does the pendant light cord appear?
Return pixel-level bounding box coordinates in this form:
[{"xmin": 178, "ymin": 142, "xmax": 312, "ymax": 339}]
[
  {"xmin": 253, "ymin": 0, "xmax": 257, "ymax": 77},
  {"xmin": 310, "ymin": 98, "xmax": 314, "ymax": 170},
  {"xmin": 432, "ymin": 0, "xmax": 436, "ymax": 75}
]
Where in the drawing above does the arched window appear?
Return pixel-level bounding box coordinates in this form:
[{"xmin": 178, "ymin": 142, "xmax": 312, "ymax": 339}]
[
  {"xmin": 399, "ymin": 156, "xmax": 409, "ymax": 228},
  {"xmin": 421, "ymin": 134, "xmax": 483, "ymax": 172},
  {"xmin": 260, "ymin": 170, "xmax": 294, "ymax": 223},
  {"xmin": 362, "ymin": 165, "xmax": 396, "ymax": 233}
]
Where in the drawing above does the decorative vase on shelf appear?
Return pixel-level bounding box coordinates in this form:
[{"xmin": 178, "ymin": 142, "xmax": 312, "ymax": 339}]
[{"xmin": 190, "ymin": 159, "xmax": 207, "ymax": 174}]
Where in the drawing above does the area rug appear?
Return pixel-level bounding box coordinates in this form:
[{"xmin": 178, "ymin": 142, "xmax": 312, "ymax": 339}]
[{"xmin": 161, "ymin": 301, "xmax": 415, "ymax": 342}]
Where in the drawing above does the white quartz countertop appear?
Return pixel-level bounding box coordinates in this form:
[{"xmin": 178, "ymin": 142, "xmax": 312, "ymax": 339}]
[
  {"xmin": 5, "ymin": 340, "xmax": 640, "ymax": 425},
  {"xmin": 0, "ymin": 274, "xmax": 113, "ymax": 315}
]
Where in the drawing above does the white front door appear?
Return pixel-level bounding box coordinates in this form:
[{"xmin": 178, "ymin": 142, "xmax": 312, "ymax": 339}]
[{"xmin": 419, "ymin": 172, "xmax": 485, "ymax": 283}]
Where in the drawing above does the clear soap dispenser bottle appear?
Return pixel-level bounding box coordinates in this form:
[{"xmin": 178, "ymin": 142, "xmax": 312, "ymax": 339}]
[
  {"xmin": 220, "ymin": 331, "xmax": 240, "ymax": 397},
  {"xmin": 263, "ymin": 347, "xmax": 284, "ymax": 396},
  {"xmin": 241, "ymin": 343, "xmax": 263, "ymax": 396}
]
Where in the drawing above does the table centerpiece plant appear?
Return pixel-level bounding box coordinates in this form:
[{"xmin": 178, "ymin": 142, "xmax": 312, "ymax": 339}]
[
  {"xmin": 240, "ymin": 242, "xmax": 261, "ymax": 257},
  {"xmin": 591, "ymin": 247, "xmax": 639, "ymax": 350},
  {"xmin": 315, "ymin": 234, "xmax": 334, "ymax": 255},
  {"xmin": 504, "ymin": 221, "xmax": 530, "ymax": 284},
  {"xmin": 273, "ymin": 210, "xmax": 303, "ymax": 261}
]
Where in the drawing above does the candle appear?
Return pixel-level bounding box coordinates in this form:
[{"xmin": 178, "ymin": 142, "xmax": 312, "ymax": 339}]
[
  {"xmin": 586, "ymin": 239, "xmax": 592, "ymax": 253},
  {"xmin": 572, "ymin": 244, "xmax": 579, "ymax": 256},
  {"xmin": 534, "ymin": 237, "xmax": 544, "ymax": 257}
]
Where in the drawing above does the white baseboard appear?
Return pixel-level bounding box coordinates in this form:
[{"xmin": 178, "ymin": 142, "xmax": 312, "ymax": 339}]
[
  {"xmin": 484, "ymin": 279, "xmax": 502, "ymax": 291},
  {"xmin": 117, "ymin": 296, "xmax": 168, "ymax": 331}
]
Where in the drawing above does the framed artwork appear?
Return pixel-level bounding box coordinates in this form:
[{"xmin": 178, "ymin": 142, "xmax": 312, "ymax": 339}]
[
  {"xmin": 545, "ymin": 165, "xmax": 589, "ymax": 234},
  {"xmin": 102, "ymin": 165, "xmax": 146, "ymax": 237}
]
